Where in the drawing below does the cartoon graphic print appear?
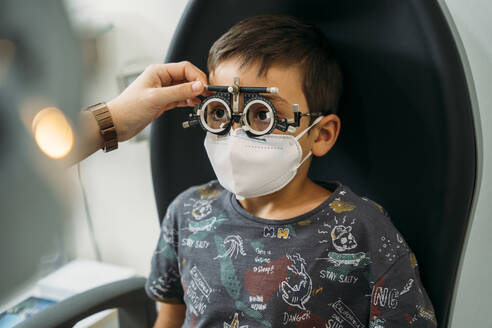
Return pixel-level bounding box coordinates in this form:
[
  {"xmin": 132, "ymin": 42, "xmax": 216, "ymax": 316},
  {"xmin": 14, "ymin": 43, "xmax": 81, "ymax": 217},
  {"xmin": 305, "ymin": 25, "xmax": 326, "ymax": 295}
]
[
  {"xmin": 331, "ymin": 225, "xmax": 358, "ymax": 252},
  {"xmin": 181, "ymin": 214, "xmax": 228, "ymax": 249},
  {"xmin": 215, "ymin": 235, "xmax": 247, "ymax": 259},
  {"xmin": 235, "ymin": 301, "xmax": 271, "ymax": 327},
  {"xmin": 180, "ymin": 186, "xmax": 228, "ymax": 249},
  {"xmin": 187, "ymin": 199, "xmax": 213, "ymax": 220},
  {"xmin": 402, "ymin": 305, "xmax": 437, "ymax": 326},
  {"xmin": 400, "ymin": 279, "xmax": 414, "ymax": 296},
  {"xmin": 416, "ymin": 305, "xmax": 437, "ymax": 325},
  {"xmin": 215, "ymin": 236, "xmax": 271, "ymax": 327},
  {"xmin": 185, "ymin": 265, "xmax": 214, "ymax": 316},
  {"xmin": 297, "ymin": 219, "xmax": 312, "ymax": 226},
  {"xmin": 215, "ymin": 235, "xmax": 242, "ymax": 299},
  {"xmin": 369, "ymin": 269, "xmax": 437, "ymax": 327},
  {"xmin": 183, "ymin": 184, "xmax": 223, "ymax": 220},
  {"xmin": 377, "ymin": 233, "xmax": 408, "ymax": 263},
  {"xmin": 317, "ymin": 216, "xmax": 370, "ymax": 283},
  {"xmin": 244, "ymin": 255, "xmax": 291, "ymax": 302},
  {"xmin": 155, "ymin": 222, "xmax": 178, "ymax": 259},
  {"xmin": 147, "ymin": 269, "xmax": 180, "ymax": 300},
  {"xmin": 185, "ymin": 215, "xmax": 227, "ymax": 234},
  {"xmin": 324, "ymin": 252, "xmax": 369, "ymax": 267},
  {"xmin": 197, "ymin": 184, "xmax": 222, "ymax": 199},
  {"xmin": 361, "ymin": 196, "xmax": 385, "ymax": 214},
  {"xmin": 330, "ymin": 299, "xmax": 365, "ymax": 328},
  {"xmin": 409, "ymin": 252, "xmax": 418, "ymax": 268},
  {"xmin": 371, "ymin": 281, "xmax": 400, "ymax": 310},
  {"xmin": 318, "ymin": 252, "xmax": 371, "ymax": 285},
  {"xmin": 223, "ymin": 313, "xmax": 248, "ymax": 328},
  {"xmin": 190, "ymin": 265, "xmax": 212, "ymax": 299},
  {"xmin": 329, "ymin": 200, "xmax": 356, "ymax": 213},
  {"xmin": 263, "ymin": 225, "xmax": 296, "ymax": 239},
  {"xmin": 318, "ymin": 215, "xmax": 356, "ymax": 243},
  {"xmin": 281, "ymin": 309, "xmax": 330, "ymax": 327},
  {"xmin": 369, "ymin": 317, "xmax": 385, "ymax": 328},
  {"xmin": 280, "ymin": 253, "xmax": 312, "ymax": 310}
]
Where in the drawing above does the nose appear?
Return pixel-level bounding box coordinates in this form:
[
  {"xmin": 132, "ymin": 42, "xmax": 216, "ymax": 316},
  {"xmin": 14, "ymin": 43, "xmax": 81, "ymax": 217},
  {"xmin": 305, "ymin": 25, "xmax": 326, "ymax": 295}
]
[{"xmin": 231, "ymin": 122, "xmax": 242, "ymax": 130}]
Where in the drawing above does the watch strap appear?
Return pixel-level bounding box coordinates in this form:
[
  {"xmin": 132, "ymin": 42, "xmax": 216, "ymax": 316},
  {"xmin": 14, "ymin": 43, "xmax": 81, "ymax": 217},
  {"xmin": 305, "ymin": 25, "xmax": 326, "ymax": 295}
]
[{"xmin": 86, "ymin": 102, "xmax": 118, "ymax": 152}]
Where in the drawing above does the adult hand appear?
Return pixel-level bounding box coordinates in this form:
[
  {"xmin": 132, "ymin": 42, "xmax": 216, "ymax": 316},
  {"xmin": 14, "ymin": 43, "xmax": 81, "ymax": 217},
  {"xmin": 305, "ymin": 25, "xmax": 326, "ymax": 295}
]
[
  {"xmin": 69, "ymin": 61, "xmax": 207, "ymax": 166},
  {"xmin": 107, "ymin": 61, "xmax": 207, "ymax": 142}
]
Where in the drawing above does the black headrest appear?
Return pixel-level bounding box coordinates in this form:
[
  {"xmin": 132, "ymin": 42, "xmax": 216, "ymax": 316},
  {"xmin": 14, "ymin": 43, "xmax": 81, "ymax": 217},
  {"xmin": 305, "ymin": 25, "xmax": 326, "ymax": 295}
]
[{"xmin": 150, "ymin": 1, "xmax": 477, "ymax": 326}]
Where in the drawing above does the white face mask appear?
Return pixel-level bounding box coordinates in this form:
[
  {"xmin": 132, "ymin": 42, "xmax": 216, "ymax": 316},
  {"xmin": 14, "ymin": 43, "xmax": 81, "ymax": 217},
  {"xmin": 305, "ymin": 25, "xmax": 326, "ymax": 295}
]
[{"xmin": 204, "ymin": 116, "xmax": 323, "ymax": 199}]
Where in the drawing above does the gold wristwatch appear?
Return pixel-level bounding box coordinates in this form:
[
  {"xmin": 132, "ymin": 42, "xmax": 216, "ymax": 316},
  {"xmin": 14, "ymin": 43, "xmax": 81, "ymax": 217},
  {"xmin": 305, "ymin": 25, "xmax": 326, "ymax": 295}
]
[{"xmin": 86, "ymin": 102, "xmax": 118, "ymax": 152}]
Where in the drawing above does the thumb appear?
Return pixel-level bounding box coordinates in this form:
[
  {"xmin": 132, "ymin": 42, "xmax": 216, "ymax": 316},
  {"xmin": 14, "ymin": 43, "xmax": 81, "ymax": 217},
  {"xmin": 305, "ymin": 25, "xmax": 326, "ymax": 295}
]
[{"xmin": 152, "ymin": 81, "xmax": 204, "ymax": 106}]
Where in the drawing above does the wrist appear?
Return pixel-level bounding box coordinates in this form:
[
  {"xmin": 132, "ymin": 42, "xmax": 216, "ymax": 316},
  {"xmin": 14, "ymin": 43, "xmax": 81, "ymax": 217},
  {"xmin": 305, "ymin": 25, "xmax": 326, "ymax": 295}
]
[
  {"xmin": 106, "ymin": 98, "xmax": 128, "ymax": 142},
  {"xmin": 86, "ymin": 102, "xmax": 118, "ymax": 152},
  {"xmin": 81, "ymin": 110, "xmax": 105, "ymax": 149}
]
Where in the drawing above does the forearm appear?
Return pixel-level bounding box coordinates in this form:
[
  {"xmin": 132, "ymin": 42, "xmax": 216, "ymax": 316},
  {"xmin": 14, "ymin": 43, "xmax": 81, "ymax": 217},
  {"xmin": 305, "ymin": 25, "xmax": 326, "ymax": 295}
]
[
  {"xmin": 153, "ymin": 303, "xmax": 186, "ymax": 328},
  {"xmin": 60, "ymin": 62, "xmax": 206, "ymax": 166},
  {"xmin": 63, "ymin": 110, "xmax": 105, "ymax": 167}
]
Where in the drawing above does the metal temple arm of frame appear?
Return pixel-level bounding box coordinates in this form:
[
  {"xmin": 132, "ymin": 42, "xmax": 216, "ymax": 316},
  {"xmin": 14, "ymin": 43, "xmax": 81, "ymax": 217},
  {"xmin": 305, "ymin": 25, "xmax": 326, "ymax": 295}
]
[
  {"xmin": 277, "ymin": 105, "xmax": 324, "ymax": 133},
  {"xmin": 205, "ymin": 85, "xmax": 279, "ymax": 94}
]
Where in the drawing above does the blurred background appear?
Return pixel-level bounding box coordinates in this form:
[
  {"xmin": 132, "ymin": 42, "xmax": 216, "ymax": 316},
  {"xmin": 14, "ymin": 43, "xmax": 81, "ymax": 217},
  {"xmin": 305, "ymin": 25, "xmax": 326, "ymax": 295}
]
[
  {"xmin": 64, "ymin": 0, "xmax": 189, "ymax": 279},
  {"xmin": 0, "ymin": 0, "xmax": 490, "ymax": 327}
]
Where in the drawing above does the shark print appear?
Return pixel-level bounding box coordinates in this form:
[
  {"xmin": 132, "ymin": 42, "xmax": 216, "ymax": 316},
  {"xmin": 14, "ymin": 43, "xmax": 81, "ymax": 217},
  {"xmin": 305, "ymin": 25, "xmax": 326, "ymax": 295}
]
[{"xmin": 280, "ymin": 254, "xmax": 313, "ymax": 310}]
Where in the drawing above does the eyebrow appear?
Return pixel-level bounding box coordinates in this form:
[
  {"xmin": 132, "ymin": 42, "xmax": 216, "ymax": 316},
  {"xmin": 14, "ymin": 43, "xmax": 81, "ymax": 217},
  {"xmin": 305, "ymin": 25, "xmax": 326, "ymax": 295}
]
[{"xmin": 261, "ymin": 94, "xmax": 290, "ymax": 105}]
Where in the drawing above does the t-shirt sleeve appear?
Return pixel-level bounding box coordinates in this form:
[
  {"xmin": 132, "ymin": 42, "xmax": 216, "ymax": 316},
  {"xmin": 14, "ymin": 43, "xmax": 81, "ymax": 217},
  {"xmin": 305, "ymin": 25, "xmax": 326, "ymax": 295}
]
[
  {"xmin": 145, "ymin": 204, "xmax": 184, "ymax": 304},
  {"xmin": 369, "ymin": 251, "xmax": 438, "ymax": 327}
]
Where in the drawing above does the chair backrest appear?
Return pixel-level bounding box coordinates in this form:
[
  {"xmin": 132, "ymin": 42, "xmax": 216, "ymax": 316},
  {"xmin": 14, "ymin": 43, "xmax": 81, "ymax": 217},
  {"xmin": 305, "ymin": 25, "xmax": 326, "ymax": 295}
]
[{"xmin": 150, "ymin": 1, "xmax": 477, "ymax": 326}]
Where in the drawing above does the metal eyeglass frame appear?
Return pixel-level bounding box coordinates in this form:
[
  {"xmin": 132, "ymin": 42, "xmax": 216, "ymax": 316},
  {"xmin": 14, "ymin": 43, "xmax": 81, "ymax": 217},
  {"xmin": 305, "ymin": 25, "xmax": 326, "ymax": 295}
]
[{"xmin": 182, "ymin": 77, "xmax": 323, "ymax": 137}]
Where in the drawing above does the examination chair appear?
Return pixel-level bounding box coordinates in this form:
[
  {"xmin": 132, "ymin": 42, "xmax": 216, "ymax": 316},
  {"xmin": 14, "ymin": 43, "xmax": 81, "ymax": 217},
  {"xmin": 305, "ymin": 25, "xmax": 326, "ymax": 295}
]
[{"xmin": 20, "ymin": 0, "xmax": 476, "ymax": 327}]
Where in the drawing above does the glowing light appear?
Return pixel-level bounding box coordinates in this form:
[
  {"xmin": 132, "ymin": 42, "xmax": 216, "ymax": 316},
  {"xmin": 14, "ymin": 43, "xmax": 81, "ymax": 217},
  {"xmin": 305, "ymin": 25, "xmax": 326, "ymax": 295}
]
[{"xmin": 32, "ymin": 107, "xmax": 74, "ymax": 159}]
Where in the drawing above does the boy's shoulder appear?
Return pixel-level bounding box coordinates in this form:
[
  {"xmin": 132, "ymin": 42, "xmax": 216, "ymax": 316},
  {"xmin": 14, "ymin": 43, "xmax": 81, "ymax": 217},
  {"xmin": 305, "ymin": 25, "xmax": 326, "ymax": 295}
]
[
  {"xmin": 328, "ymin": 182, "xmax": 390, "ymax": 223},
  {"xmin": 332, "ymin": 183, "xmax": 412, "ymax": 274},
  {"xmin": 164, "ymin": 180, "xmax": 227, "ymax": 219},
  {"xmin": 176, "ymin": 179, "xmax": 225, "ymax": 201}
]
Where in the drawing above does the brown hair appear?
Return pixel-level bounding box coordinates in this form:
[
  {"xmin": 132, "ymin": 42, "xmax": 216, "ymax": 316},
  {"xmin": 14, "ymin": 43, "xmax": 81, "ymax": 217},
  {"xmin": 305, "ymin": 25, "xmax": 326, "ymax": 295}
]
[{"xmin": 208, "ymin": 15, "xmax": 342, "ymax": 116}]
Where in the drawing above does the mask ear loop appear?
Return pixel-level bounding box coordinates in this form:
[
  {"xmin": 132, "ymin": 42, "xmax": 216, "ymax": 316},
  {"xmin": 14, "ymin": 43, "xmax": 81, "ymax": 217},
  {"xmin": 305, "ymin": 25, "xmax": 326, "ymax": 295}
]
[
  {"xmin": 295, "ymin": 115, "xmax": 324, "ymax": 141},
  {"xmin": 294, "ymin": 115, "xmax": 324, "ymax": 169}
]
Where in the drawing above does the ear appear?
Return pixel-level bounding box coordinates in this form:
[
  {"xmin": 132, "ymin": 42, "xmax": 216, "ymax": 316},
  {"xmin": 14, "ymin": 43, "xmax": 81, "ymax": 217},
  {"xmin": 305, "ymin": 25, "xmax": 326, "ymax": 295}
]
[{"xmin": 311, "ymin": 114, "xmax": 341, "ymax": 157}]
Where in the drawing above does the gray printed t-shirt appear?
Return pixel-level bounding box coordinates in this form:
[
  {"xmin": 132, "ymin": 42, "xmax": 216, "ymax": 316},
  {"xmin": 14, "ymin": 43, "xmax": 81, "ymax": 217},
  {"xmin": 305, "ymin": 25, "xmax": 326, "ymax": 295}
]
[{"xmin": 146, "ymin": 180, "xmax": 437, "ymax": 328}]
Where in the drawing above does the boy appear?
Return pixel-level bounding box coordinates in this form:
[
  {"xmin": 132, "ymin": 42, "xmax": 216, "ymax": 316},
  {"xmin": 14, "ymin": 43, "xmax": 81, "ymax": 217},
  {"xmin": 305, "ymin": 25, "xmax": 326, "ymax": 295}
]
[{"xmin": 146, "ymin": 15, "xmax": 437, "ymax": 327}]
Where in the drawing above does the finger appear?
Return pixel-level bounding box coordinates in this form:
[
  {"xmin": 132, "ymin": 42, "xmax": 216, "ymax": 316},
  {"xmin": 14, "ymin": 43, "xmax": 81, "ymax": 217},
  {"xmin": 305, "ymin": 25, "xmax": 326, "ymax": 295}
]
[
  {"xmin": 176, "ymin": 100, "xmax": 193, "ymax": 108},
  {"xmin": 185, "ymin": 97, "xmax": 202, "ymax": 105},
  {"xmin": 201, "ymin": 90, "xmax": 214, "ymax": 97},
  {"xmin": 170, "ymin": 80, "xmax": 185, "ymax": 86},
  {"xmin": 153, "ymin": 62, "xmax": 208, "ymax": 87},
  {"xmin": 184, "ymin": 98, "xmax": 201, "ymax": 106},
  {"xmin": 151, "ymin": 80, "xmax": 205, "ymax": 107}
]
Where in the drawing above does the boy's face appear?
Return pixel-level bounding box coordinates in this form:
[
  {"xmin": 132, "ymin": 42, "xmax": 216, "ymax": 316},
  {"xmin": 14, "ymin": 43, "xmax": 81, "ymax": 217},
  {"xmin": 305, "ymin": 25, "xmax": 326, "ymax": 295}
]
[{"xmin": 209, "ymin": 57, "xmax": 316, "ymax": 162}]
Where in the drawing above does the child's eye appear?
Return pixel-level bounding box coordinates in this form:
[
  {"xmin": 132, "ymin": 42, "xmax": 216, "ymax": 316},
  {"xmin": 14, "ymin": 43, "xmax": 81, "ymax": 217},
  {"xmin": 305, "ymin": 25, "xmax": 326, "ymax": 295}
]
[
  {"xmin": 213, "ymin": 108, "xmax": 226, "ymax": 120},
  {"xmin": 256, "ymin": 110, "xmax": 269, "ymax": 122},
  {"xmin": 204, "ymin": 102, "xmax": 230, "ymax": 131}
]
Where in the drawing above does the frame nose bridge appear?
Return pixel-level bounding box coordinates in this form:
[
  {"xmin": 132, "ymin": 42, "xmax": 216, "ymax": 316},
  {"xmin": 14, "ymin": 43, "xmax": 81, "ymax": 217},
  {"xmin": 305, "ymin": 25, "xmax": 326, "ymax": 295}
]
[
  {"xmin": 230, "ymin": 92, "xmax": 246, "ymax": 126},
  {"xmin": 230, "ymin": 92, "xmax": 246, "ymax": 114},
  {"xmin": 231, "ymin": 113, "xmax": 243, "ymax": 123}
]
